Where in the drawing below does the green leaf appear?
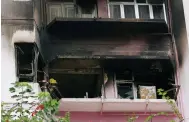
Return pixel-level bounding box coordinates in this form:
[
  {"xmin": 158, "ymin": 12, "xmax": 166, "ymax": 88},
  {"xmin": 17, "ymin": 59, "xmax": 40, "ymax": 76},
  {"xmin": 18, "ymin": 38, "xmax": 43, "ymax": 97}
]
[
  {"xmin": 19, "ymin": 91, "xmax": 26, "ymax": 94},
  {"xmin": 9, "ymin": 87, "xmax": 16, "ymax": 93},
  {"xmin": 145, "ymin": 115, "xmax": 153, "ymax": 122},
  {"xmin": 11, "ymin": 95, "xmax": 19, "ymax": 98},
  {"xmin": 157, "ymin": 88, "xmax": 164, "ymax": 92},
  {"xmin": 163, "ymin": 92, "xmax": 167, "ymax": 96},
  {"xmin": 26, "ymin": 88, "xmax": 32, "ymax": 92},
  {"xmin": 16, "ymin": 98, "xmax": 21, "ymax": 101}
]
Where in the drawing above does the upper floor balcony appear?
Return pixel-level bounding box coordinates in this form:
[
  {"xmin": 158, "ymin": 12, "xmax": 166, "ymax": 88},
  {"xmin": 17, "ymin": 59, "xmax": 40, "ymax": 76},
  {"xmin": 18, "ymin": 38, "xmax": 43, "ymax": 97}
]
[{"xmin": 45, "ymin": 0, "xmax": 170, "ymax": 37}]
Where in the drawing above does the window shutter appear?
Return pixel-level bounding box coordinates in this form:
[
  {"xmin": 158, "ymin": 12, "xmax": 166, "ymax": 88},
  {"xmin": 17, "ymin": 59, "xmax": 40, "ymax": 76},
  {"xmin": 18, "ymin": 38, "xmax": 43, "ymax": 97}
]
[{"xmin": 49, "ymin": 5, "xmax": 62, "ymax": 23}]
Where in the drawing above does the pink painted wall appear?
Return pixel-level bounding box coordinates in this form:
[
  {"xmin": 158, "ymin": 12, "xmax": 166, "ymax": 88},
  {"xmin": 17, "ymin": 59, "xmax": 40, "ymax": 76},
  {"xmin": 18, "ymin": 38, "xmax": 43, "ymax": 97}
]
[
  {"xmin": 104, "ymin": 75, "xmax": 116, "ymax": 98},
  {"xmin": 97, "ymin": 0, "xmax": 109, "ymax": 18},
  {"xmin": 59, "ymin": 112, "xmax": 177, "ymax": 122}
]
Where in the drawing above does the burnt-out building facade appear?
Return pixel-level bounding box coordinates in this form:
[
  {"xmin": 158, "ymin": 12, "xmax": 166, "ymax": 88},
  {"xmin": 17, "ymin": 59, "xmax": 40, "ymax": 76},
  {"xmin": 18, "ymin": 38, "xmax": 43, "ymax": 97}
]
[
  {"xmin": 1, "ymin": 0, "xmax": 184, "ymax": 121},
  {"xmin": 40, "ymin": 0, "xmax": 177, "ymax": 100}
]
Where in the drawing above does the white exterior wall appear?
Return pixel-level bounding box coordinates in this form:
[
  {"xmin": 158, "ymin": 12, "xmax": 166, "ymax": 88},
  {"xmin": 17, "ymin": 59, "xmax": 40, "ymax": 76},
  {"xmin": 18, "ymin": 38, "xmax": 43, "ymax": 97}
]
[
  {"xmin": 1, "ymin": 24, "xmax": 37, "ymax": 102},
  {"xmin": 180, "ymin": 0, "xmax": 189, "ymax": 121},
  {"xmin": 1, "ymin": 25, "xmax": 17, "ymax": 102}
]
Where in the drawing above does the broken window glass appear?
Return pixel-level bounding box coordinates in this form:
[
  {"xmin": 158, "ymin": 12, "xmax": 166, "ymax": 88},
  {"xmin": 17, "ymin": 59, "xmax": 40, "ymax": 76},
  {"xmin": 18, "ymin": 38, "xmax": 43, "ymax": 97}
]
[{"xmin": 117, "ymin": 83, "xmax": 134, "ymax": 99}]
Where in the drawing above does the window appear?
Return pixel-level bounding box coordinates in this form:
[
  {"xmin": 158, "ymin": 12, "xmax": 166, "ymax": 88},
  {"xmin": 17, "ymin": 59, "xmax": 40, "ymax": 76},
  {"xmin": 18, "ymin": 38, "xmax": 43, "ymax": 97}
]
[
  {"xmin": 47, "ymin": 2, "xmax": 97, "ymax": 23},
  {"xmin": 138, "ymin": 5, "xmax": 150, "ymax": 19},
  {"xmin": 49, "ymin": 4, "xmax": 62, "ymax": 22},
  {"xmin": 136, "ymin": 0, "xmax": 146, "ymax": 3},
  {"xmin": 117, "ymin": 82, "xmax": 135, "ymax": 99},
  {"xmin": 124, "ymin": 5, "xmax": 135, "ymax": 18},
  {"xmin": 115, "ymin": 70, "xmax": 137, "ymax": 99},
  {"xmin": 110, "ymin": 5, "xmax": 121, "ymax": 19},
  {"xmin": 64, "ymin": 4, "xmax": 75, "ymax": 18},
  {"xmin": 13, "ymin": 0, "xmax": 31, "ymax": 1},
  {"xmin": 78, "ymin": 5, "xmax": 97, "ymax": 18},
  {"xmin": 108, "ymin": 0, "xmax": 166, "ymax": 20},
  {"xmin": 152, "ymin": 5, "xmax": 164, "ymax": 19}
]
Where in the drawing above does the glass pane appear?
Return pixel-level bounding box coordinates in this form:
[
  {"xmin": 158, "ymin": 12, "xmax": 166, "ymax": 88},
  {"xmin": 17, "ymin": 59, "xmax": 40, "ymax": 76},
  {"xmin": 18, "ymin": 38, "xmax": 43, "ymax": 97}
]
[
  {"xmin": 110, "ymin": 5, "xmax": 121, "ymax": 19},
  {"xmin": 49, "ymin": 5, "xmax": 62, "ymax": 22},
  {"xmin": 65, "ymin": 7, "xmax": 75, "ymax": 17},
  {"xmin": 152, "ymin": 5, "xmax": 164, "ymax": 19},
  {"xmin": 117, "ymin": 83, "xmax": 134, "ymax": 99},
  {"xmin": 148, "ymin": 0, "xmax": 164, "ymax": 4},
  {"xmin": 109, "ymin": 0, "xmax": 134, "ymax": 2},
  {"xmin": 64, "ymin": 4, "xmax": 75, "ymax": 18},
  {"xmin": 136, "ymin": 0, "xmax": 146, "ymax": 3},
  {"xmin": 124, "ymin": 5, "xmax": 135, "ymax": 18},
  {"xmin": 138, "ymin": 5, "xmax": 150, "ymax": 19}
]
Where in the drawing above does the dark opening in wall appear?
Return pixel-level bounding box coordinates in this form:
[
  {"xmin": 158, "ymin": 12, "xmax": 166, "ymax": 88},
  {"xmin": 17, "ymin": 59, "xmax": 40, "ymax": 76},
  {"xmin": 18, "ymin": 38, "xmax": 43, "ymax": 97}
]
[
  {"xmin": 49, "ymin": 73, "xmax": 101, "ymax": 98},
  {"xmin": 76, "ymin": 0, "xmax": 97, "ymax": 18},
  {"xmin": 48, "ymin": 58, "xmax": 176, "ymax": 99},
  {"xmin": 102, "ymin": 59, "xmax": 176, "ymax": 99},
  {"xmin": 15, "ymin": 43, "xmax": 45, "ymax": 83},
  {"xmin": 49, "ymin": 59, "xmax": 103, "ymax": 98},
  {"xmin": 15, "ymin": 43, "xmax": 35, "ymax": 82}
]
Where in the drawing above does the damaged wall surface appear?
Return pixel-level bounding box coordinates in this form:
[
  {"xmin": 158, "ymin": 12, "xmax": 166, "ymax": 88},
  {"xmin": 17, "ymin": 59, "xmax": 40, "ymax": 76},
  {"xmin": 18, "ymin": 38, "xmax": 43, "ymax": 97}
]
[
  {"xmin": 41, "ymin": 35, "xmax": 173, "ymax": 62},
  {"xmin": 1, "ymin": 0, "xmax": 41, "ymax": 102},
  {"xmin": 1, "ymin": 22, "xmax": 35, "ymax": 101},
  {"xmin": 171, "ymin": 0, "xmax": 189, "ymax": 121},
  {"xmin": 1, "ymin": 0, "xmax": 33, "ymax": 19}
]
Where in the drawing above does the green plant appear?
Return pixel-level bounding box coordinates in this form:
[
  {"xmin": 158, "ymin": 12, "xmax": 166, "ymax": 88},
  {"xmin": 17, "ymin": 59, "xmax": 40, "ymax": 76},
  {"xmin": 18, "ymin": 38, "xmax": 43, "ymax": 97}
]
[
  {"xmin": 1, "ymin": 82, "xmax": 70, "ymax": 122},
  {"xmin": 157, "ymin": 88, "xmax": 184, "ymax": 122},
  {"xmin": 125, "ymin": 88, "xmax": 183, "ymax": 122}
]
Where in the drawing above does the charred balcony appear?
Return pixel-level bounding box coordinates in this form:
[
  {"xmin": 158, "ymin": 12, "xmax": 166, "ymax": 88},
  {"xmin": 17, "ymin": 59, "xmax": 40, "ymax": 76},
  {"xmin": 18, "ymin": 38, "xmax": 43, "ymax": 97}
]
[{"xmin": 46, "ymin": 0, "xmax": 170, "ymax": 38}]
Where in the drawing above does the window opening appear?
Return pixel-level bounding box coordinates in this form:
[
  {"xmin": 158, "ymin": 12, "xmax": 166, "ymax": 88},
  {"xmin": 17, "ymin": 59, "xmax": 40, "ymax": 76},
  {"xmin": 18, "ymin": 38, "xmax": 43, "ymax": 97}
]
[
  {"xmin": 103, "ymin": 59, "xmax": 175, "ymax": 100},
  {"xmin": 115, "ymin": 70, "xmax": 137, "ymax": 99},
  {"xmin": 15, "ymin": 43, "xmax": 44, "ymax": 83},
  {"xmin": 48, "ymin": 59, "xmax": 102, "ymax": 98}
]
